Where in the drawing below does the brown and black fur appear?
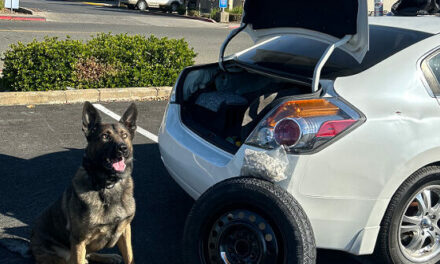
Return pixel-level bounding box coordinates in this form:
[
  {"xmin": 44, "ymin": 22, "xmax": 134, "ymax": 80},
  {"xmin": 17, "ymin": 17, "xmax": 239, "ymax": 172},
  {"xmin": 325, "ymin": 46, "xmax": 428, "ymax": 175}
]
[{"xmin": 30, "ymin": 102, "xmax": 138, "ymax": 264}]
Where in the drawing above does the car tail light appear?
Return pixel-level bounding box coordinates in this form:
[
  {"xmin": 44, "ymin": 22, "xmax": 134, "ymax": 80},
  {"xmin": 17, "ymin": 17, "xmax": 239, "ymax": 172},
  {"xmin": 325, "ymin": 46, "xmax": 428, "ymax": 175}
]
[
  {"xmin": 316, "ymin": 120, "xmax": 356, "ymax": 138},
  {"xmin": 267, "ymin": 99, "xmax": 339, "ymax": 127},
  {"xmin": 274, "ymin": 119, "xmax": 301, "ymax": 146},
  {"xmin": 246, "ymin": 98, "xmax": 364, "ymax": 154}
]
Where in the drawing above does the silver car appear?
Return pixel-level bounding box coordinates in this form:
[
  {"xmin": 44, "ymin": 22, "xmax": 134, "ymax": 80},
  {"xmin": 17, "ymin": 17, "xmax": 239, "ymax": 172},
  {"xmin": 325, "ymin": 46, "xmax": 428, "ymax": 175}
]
[
  {"xmin": 159, "ymin": 0, "xmax": 440, "ymax": 263},
  {"xmin": 121, "ymin": 0, "xmax": 183, "ymax": 12}
]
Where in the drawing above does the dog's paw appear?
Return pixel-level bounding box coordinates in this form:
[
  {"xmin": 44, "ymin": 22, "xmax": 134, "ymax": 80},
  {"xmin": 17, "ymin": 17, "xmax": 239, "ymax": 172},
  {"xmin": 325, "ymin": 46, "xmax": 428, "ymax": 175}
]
[
  {"xmin": 107, "ymin": 254, "xmax": 123, "ymax": 264},
  {"xmin": 86, "ymin": 253, "xmax": 123, "ymax": 264}
]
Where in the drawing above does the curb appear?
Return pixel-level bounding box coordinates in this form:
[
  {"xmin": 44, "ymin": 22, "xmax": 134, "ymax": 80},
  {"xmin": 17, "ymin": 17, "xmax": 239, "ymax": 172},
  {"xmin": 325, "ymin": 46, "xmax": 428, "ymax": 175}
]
[
  {"xmin": 82, "ymin": 2, "xmax": 115, "ymax": 7},
  {"xmin": 0, "ymin": 7, "xmax": 46, "ymax": 21},
  {"xmin": 180, "ymin": 14, "xmax": 216, "ymax": 23},
  {"xmin": 138, "ymin": 9, "xmax": 216, "ymax": 23},
  {"xmin": 0, "ymin": 87, "xmax": 172, "ymax": 106},
  {"xmin": 0, "ymin": 15, "xmax": 46, "ymax": 21}
]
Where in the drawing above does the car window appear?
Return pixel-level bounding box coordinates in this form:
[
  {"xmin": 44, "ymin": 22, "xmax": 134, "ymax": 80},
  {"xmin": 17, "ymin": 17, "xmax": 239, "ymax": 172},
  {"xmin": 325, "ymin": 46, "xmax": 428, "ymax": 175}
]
[
  {"xmin": 421, "ymin": 51, "xmax": 440, "ymax": 96},
  {"xmin": 428, "ymin": 54, "xmax": 440, "ymax": 85},
  {"xmin": 235, "ymin": 25, "xmax": 433, "ymax": 79}
]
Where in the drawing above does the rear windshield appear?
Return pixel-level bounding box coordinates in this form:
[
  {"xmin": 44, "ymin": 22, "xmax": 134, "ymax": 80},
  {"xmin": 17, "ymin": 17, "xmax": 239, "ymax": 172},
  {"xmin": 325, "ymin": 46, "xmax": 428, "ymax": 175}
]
[{"xmin": 235, "ymin": 25, "xmax": 433, "ymax": 79}]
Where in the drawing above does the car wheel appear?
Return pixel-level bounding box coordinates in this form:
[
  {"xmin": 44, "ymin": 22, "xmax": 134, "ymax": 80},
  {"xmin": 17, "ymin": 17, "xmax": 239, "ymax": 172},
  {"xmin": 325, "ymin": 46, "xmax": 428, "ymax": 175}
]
[
  {"xmin": 137, "ymin": 0, "xmax": 147, "ymax": 11},
  {"xmin": 169, "ymin": 2, "xmax": 179, "ymax": 13},
  {"xmin": 183, "ymin": 177, "xmax": 316, "ymax": 264},
  {"xmin": 376, "ymin": 166, "xmax": 440, "ymax": 264}
]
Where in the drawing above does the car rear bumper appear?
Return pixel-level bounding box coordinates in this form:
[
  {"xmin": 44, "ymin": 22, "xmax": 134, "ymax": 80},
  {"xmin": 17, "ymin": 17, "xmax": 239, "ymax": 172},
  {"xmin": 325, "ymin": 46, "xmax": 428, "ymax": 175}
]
[{"xmin": 158, "ymin": 103, "xmax": 386, "ymax": 255}]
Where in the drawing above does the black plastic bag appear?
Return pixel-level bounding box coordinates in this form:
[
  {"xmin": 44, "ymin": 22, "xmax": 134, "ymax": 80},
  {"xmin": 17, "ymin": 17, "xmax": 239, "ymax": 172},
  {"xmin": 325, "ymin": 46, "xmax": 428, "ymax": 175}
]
[{"xmin": 391, "ymin": 0, "xmax": 440, "ymax": 16}]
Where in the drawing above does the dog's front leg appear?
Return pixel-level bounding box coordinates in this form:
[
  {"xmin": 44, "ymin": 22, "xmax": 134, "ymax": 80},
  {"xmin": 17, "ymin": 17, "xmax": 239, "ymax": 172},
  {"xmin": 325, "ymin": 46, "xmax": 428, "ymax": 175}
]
[
  {"xmin": 117, "ymin": 224, "xmax": 134, "ymax": 264},
  {"xmin": 69, "ymin": 240, "xmax": 87, "ymax": 264}
]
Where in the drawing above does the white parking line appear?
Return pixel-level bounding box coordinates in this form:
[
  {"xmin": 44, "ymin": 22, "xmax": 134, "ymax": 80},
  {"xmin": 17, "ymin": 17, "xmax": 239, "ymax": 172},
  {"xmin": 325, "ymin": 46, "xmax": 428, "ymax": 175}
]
[{"xmin": 93, "ymin": 103, "xmax": 159, "ymax": 143}]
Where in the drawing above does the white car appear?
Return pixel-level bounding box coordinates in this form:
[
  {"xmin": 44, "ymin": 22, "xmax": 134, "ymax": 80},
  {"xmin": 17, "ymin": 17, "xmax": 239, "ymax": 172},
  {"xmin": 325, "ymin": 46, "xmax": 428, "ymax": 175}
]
[
  {"xmin": 121, "ymin": 0, "xmax": 182, "ymax": 12},
  {"xmin": 159, "ymin": 0, "xmax": 440, "ymax": 263}
]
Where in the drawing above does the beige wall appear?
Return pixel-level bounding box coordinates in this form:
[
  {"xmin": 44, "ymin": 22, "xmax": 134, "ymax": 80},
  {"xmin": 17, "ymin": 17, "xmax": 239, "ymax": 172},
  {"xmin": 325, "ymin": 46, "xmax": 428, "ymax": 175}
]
[{"xmin": 368, "ymin": 0, "xmax": 395, "ymax": 12}]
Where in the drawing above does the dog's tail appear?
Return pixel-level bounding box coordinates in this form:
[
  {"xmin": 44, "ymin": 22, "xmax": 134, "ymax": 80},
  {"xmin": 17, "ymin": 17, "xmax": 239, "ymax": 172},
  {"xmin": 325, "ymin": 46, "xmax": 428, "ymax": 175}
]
[{"xmin": 0, "ymin": 234, "xmax": 31, "ymax": 258}]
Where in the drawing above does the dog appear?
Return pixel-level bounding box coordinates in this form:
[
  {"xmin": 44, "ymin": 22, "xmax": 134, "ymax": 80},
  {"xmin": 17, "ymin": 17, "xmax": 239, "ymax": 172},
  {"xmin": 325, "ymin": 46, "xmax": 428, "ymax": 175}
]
[{"xmin": 30, "ymin": 102, "xmax": 137, "ymax": 264}]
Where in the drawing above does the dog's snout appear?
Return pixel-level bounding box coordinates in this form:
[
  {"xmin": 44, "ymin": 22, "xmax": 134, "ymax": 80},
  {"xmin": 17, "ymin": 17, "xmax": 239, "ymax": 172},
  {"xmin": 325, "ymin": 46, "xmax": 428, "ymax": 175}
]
[{"xmin": 118, "ymin": 143, "xmax": 128, "ymax": 153}]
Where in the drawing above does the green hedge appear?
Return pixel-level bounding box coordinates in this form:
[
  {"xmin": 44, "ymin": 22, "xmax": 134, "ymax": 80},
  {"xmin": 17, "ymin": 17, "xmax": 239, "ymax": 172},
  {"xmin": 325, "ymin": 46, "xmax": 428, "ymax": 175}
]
[
  {"xmin": 230, "ymin": 6, "xmax": 243, "ymax": 14},
  {"xmin": 1, "ymin": 34, "xmax": 196, "ymax": 91}
]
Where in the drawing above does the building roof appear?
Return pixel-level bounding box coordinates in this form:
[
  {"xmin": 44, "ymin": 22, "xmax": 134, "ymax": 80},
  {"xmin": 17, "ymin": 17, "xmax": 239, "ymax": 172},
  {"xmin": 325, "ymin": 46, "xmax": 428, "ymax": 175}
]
[{"xmin": 369, "ymin": 16, "xmax": 440, "ymax": 34}]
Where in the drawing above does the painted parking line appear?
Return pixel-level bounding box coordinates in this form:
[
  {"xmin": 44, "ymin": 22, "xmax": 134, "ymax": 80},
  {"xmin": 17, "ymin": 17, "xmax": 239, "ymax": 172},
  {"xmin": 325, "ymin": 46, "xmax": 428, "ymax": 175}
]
[{"xmin": 93, "ymin": 103, "xmax": 159, "ymax": 143}]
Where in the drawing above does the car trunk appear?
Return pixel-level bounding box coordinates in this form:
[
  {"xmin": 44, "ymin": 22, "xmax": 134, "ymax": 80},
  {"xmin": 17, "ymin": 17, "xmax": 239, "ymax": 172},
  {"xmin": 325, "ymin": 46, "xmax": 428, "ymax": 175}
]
[
  {"xmin": 179, "ymin": 63, "xmax": 317, "ymax": 154},
  {"xmin": 176, "ymin": 0, "xmax": 369, "ymax": 154}
]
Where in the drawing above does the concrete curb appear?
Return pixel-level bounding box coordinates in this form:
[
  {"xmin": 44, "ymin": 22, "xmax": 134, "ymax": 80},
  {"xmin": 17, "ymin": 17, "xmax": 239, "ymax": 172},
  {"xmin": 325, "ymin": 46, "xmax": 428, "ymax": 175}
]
[
  {"xmin": 82, "ymin": 2, "xmax": 115, "ymax": 7},
  {"xmin": 137, "ymin": 9, "xmax": 216, "ymax": 23},
  {"xmin": 0, "ymin": 7, "xmax": 46, "ymax": 21},
  {"xmin": 0, "ymin": 15, "xmax": 46, "ymax": 21},
  {"xmin": 0, "ymin": 87, "xmax": 172, "ymax": 106}
]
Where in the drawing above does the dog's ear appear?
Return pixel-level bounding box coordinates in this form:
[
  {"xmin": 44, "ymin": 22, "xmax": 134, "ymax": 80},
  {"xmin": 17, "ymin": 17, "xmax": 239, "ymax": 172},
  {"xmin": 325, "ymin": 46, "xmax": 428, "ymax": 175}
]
[
  {"xmin": 120, "ymin": 103, "xmax": 138, "ymax": 138},
  {"xmin": 82, "ymin": 102, "xmax": 101, "ymax": 138}
]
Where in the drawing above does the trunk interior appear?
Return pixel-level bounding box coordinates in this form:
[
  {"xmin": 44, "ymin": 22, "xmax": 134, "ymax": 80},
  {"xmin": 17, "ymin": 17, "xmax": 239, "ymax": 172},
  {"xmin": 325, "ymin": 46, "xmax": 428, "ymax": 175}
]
[{"xmin": 180, "ymin": 63, "xmax": 313, "ymax": 154}]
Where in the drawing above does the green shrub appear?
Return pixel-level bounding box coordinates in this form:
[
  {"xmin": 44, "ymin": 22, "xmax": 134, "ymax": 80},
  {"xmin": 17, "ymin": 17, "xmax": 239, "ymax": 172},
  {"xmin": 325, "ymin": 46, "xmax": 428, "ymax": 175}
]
[
  {"xmin": 0, "ymin": 0, "xmax": 4, "ymax": 11},
  {"xmin": 177, "ymin": 5, "xmax": 186, "ymax": 15},
  {"xmin": 1, "ymin": 33, "xmax": 196, "ymax": 91},
  {"xmin": 230, "ymin": 6, "xmax": 243, "ymax": 14},
  {"xmin": 2, "ymin": 37, "xmax": 85, "ymax": 91},
  {"xmin": 187, "ymin": 9, "xmax": 200, "ymax": 17},
  {"xmin": 73, "ymin": 57, "xmax": 119, "ymax": 89},
  {"xmin": 210, "ymin": 7, "xmax": 220, "ymax": 18},
  {"xmin": 0, "ymin": 77, "xmax": 5, "ymax": 91}
]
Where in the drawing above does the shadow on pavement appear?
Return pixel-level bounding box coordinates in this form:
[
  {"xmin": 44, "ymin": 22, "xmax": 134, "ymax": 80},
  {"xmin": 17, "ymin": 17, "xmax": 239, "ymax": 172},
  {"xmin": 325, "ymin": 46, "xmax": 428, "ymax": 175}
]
[{"xmin": 0, "ymin": 144, "xmax": 194, "ymax": 264}]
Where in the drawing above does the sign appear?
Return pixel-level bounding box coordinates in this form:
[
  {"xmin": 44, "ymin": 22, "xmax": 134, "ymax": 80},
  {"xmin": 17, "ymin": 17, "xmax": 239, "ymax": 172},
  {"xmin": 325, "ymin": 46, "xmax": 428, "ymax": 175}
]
[
  {"xmin": 5, "ymin": 0, "xmax": 19, "ymax": 9},
  {"xmin": 219, "ymin": 0, "xmax": 227, "ymax": 8}
]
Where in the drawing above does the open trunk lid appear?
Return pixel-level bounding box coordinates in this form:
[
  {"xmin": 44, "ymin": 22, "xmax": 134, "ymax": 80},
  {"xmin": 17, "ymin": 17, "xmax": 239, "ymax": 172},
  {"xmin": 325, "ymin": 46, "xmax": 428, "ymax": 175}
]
[
  {"xmin": 219, "ymin": 0, "xmax": 369, "ymax": 92},
  {"xmin": 241, "ymin": 0, "xmax": 369, "ymax": 63}
]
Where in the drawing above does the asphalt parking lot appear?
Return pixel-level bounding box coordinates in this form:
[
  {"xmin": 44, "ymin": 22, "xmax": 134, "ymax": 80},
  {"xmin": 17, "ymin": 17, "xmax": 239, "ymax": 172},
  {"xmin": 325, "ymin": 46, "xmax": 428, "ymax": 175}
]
[{"xmin": 0, "ymin": 101, "xmax": 373, "ymax": 264}]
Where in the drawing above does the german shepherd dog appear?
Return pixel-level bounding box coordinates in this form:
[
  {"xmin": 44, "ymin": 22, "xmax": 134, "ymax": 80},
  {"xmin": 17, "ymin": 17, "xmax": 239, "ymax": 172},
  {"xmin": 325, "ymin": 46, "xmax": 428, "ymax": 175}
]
[{"xmin": 30, "ymin": 102, "xmax": 137, "ymax": 264}]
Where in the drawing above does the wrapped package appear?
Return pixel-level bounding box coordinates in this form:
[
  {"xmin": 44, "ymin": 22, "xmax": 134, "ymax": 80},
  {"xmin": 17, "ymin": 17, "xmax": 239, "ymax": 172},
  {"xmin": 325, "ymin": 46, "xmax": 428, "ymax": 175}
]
[{"xmin": 241, "ymin": 146, "xmax": 290, "ymax": 182}]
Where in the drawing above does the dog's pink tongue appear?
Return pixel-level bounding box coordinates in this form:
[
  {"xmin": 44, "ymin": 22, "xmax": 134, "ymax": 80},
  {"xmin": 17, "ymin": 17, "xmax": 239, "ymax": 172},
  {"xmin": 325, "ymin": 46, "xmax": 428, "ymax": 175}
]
[{"xmin": 112, "ymin": 159, "xmax": 126, "ymax": 172}]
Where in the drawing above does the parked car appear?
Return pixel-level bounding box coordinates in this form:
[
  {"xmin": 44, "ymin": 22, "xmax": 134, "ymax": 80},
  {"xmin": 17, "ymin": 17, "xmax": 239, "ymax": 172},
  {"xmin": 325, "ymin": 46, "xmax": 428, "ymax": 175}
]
[
  {"xmin": 121, "ymin": 0, "xmax": 183, "ymax": 12},
  {"xmin": 159, "ymin": 0, "xmax": 440, "ymax": 263}
]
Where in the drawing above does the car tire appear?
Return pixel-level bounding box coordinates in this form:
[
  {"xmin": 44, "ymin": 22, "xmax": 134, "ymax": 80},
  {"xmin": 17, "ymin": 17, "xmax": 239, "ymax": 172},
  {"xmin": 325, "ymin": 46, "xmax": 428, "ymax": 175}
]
[
  {"xmin": 375, "ymin": 166, "xmax": 440, "ymax": 264},
  {"xmin": 169, "ymin": 2, "xmax": 179, "ymax": 13},
  {"xmin": 137, "ymin": 0, "xmax": 147, "ymax": 11},
  {"xmin": 183, "ymin": 177, "xmax": 316, "ymax": 264}
]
